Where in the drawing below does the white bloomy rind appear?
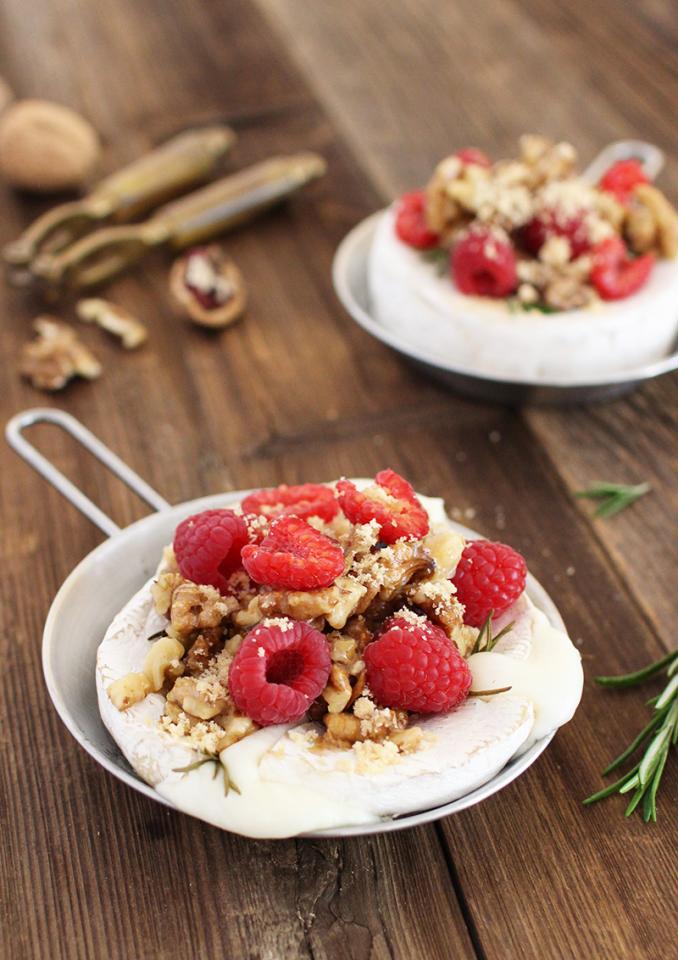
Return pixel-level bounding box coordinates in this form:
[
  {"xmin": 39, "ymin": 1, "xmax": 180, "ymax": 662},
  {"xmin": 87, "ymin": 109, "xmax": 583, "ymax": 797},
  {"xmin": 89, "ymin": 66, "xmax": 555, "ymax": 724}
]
[
  {"xmin": 96, "ymin": 493, "xmax": 583, "ymax": 838},
  {"xmin": 368, "ymin": 206, "xmax": 678, "ymax": 381}
]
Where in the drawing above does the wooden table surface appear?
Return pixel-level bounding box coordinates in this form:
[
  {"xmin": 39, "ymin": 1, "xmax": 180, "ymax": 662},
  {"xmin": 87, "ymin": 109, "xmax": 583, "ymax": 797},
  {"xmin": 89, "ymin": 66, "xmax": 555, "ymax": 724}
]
[{"xmin": 1, "ymin": 1, "xmax": 676, "ymax": 958}]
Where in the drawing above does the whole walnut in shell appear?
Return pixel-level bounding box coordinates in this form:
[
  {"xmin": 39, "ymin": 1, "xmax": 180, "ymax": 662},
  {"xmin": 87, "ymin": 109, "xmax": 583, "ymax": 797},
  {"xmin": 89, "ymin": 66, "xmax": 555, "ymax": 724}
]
[{"xmin": 0, "ymin": 99, "xmax": 101, "ymax": 192}]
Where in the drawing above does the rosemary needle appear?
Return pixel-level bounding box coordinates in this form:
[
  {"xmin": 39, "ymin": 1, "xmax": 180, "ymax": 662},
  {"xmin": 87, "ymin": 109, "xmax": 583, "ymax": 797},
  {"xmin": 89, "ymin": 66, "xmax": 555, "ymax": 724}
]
[
  {"xmin": 584, "ymin": 650, "xmax": 677, "ymax": 821},
  {"xmin": 574, "ymin": 481, "xmax": 651, "ymax": 518}
]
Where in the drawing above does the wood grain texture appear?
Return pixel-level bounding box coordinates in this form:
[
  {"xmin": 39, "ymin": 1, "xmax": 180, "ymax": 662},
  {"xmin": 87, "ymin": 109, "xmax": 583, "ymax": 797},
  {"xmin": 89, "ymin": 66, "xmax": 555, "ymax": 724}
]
[{"xmin": 0, "ymin": 0, "xmax": 676, "ymax": 958}]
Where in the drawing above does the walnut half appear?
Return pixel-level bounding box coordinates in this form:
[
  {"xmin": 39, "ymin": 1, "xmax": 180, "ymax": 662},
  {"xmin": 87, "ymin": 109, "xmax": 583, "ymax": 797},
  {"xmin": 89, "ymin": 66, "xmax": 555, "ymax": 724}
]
[{"xmin": 20, "ymin": 317, "xmax": 101, "ymax": 391}]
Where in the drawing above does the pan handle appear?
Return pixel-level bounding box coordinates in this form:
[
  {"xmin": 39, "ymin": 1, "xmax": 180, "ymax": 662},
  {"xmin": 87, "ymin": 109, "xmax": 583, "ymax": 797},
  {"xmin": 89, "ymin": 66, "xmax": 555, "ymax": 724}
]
[{"xmin": 5, "ymin": 408, "xmax": 170, "ymax": 537}]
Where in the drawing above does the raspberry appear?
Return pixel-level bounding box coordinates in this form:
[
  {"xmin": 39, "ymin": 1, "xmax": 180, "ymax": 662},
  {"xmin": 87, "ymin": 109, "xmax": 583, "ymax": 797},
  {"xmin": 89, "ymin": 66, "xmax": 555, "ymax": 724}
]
[
  {"xmin": 336, "ymin": 469, "xmax": 429, "ymax": 544},
  {"xmin": 241, "ymin": 483, "xmax": 339, "ymax": 523},
  {"xmin": 451, "ymin": 227, "xmax": 518, "ymax": 297},
  {"xmin": 228, "ymin": 619, "xmax": 331, "ymax": 726},
  {"xmin": 395, "ymin": 190, "xmax": 441, "ymax": 250},
  {"xmin": 365, "ymin": 615, "xmax": 472, "ymax": 713},
  {"xmin": 590, "ymin": 236, "xmax": 654, "ymax": 301},
  {"xmin": 241, "ymin": 515, "xmax": 344, "ymax": 590},
  {"xmin": 173, "ymin": 509, "xmax": 249, "ymax": 594},
  {"xmin": 599, "ymin": 159, "xmax": 649, "ymax": 204},
  {"xmin": 456, "ymin": 147, "xmax": 491, "ymax": 168},
  {"xmin": 451, "ymin": 540, "xmax": 527, "ymax": 627},
  {"xmin": 521, "ymin": 209, "xmax": 590, "ymax": 258}
]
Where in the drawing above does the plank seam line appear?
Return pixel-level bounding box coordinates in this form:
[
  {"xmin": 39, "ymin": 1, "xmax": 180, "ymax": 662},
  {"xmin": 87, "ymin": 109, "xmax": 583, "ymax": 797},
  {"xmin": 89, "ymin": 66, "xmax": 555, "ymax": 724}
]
[{"xmin": 434, "ymin": 822, "xmax": 487, "ymax": 960}]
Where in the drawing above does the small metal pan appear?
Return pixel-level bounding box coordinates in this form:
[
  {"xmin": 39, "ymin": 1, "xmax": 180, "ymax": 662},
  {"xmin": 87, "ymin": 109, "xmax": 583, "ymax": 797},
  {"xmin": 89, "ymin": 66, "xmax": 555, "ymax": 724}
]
[
  {"xmin": 7, "ymin": 408, "xmax": 562, "ymax": 838},
  {"xmin": 332, "ymin": 142, "xmax": 678, "ymax": 405}
]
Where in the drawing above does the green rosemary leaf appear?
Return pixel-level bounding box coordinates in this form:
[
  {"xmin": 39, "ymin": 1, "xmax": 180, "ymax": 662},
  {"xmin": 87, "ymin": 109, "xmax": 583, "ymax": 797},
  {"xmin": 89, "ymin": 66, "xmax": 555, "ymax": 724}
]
[
  {"xmin": 172, "ymin": 757, "xmax": 213, "ymax": 774},
  {"xmin": 643, "ymin": 746, "xmax": 669, "ymax": 822},
  {"xmin": 655, "ymin": 674, "xmax": 678, "ymax": 710},
  {"xmin": 487, "ymin": 621, "xmax": 515, "ymax": 653},
  {"xmin": 582, "ymin": 761, "xmax": 642, "ymax": 805},
  {"xmin": 639, "ymin": 728, "xmax": 670, "ymax": 786},
  {"xmin": 419, "ymin": 247, "xmax": 449, "ymax": 276},
  {"xmin": 469, "ymin": 685, "xmax": 512, "ymax": 697},
  {"xmin": 624, "ymin": 784, "xmax": 646, "ymax": 817},
  {"xmin": 147, "ymin": 628, "xmax": 168, "ymax": 643},
  {"xmin": 471, "ymin": 611, "xmax": 514, "ymax": 655},
  {"xmin": 596, "ymin": 649, "xmax": 677, "ymax": 687},
  {"xmin": 584, "ymin": 650, "xmax": 676, "ymax": 821},
  {"xmin": 602, "ymin": 709, "xmax": 665, "ymax": 775},
  {"xmin": 472, "ymin": 610, "xmax": 493, "ymax": 655},
  {"xmin": 574, "ymin": 481, "xmax": 650, "ymax": 519},
  {"xmin": 619, "ymin": 772, "xmax": 640, "ymax": 795}
]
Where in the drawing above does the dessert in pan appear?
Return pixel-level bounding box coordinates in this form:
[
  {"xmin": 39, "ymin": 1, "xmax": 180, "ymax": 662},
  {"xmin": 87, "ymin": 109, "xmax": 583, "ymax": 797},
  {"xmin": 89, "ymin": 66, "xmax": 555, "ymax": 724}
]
[
  {"xmin": 368, "ymin": 136, "xmax": 678, "ymax": 380},
  {"xmin": 98, "ymin": 470, "xmax": 583, "ymax": 838}
]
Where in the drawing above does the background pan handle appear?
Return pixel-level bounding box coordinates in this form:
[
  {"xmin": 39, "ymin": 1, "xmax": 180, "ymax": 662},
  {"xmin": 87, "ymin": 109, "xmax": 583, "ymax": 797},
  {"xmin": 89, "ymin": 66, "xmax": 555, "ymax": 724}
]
[{"xmin": 5, "ymin": 408, "xmax": 170, "ymax": 537}]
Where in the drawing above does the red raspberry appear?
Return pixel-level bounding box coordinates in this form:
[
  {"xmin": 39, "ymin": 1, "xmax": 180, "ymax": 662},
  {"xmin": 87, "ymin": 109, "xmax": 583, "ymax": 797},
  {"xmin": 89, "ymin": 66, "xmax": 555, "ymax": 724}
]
[
  {"xmin": 451, "ymin": 227, "xmax": 518, "ymax": 298},
  {"xmin": 456, "ymin": 147, "xmax": 491, "ymax": 168},
  {"xmin": 395, "ymin": 190, "xmax": 441, "ymax": 250},
  {"xmin": 522, "ymin": 209, "xmax": 590, "ymax": 258},
  {"xmin": 590, "ymin": 236, "xmax": 654, "ymax": 301},
  {"xmin": 241, "ymin": 515, "xmax": 344, "ymax": 590},
  {"xmin": 228, "ymin": 619, "xmax": 331, "ymax": 725},
  {"xmin": 365, "ymin": 615, "xmax": 472, "ymax": 713},
  {"xmin": 336, "ymin": 469, "xmax": 429, "ymax": 544},
  {"xmin": 241, "ymin": 483, "xmax": 339, "ymax": 523},
  {"xmin": 173, "ymin": 508, "xmax": 249, "ymax": 594},
  {"xmin": 599, "ymin": 159, "xmax": 649, "ymax": 204},
  {"xmin": 451, "ymin": 540, "xmax": 527, "ymax": 627}
]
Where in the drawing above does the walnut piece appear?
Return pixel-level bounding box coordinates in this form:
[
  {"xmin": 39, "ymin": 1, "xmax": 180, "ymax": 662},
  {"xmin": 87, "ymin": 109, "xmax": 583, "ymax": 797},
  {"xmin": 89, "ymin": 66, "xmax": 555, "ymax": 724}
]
[
  {"xmin": 76, "ymin": 298, "xmax": 148, "ymax": 349},
  {"xmin": 184, "ymin": 628, "xmax": 224, "ymax": 675},
  {"xmin": 155, "ymin": 576, "xmax": 236, "ymax": 641},
  {"xmin": 626, "ymin": 184, "xmax": 678, "ymax": 258},
  {"xmin": 20, "ymin": 317, "xmax": 101, "ymax": 391}
]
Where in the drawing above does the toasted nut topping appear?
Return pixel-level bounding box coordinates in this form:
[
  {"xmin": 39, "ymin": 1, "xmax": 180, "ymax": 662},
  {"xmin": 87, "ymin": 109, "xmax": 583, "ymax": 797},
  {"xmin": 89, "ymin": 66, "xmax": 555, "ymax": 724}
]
[{"xmin": 108, "ymin": 673, "xmax": 152, "ymax": 710}]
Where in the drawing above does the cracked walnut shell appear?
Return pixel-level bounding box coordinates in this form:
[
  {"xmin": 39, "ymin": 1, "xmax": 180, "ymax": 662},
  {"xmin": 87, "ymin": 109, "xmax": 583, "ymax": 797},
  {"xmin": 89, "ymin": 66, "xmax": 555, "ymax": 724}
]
[{"xmin": 170, "ymin": 245, "xmax": 247, "ymax": 328}]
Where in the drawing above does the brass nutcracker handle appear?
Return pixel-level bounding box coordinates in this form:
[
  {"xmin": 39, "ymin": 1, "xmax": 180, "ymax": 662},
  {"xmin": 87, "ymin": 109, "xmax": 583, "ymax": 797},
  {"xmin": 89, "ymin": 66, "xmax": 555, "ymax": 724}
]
[
  {"xmin": 29, "ymin": 152, "xmax": 327, "ymax": 292},
  {"xmin": 156, "ymin": 151, "xmax": 327, "ymax": 248},
  {"xmin": 3, "ymin": 125, "xmax": 235, "ymax": 275}
]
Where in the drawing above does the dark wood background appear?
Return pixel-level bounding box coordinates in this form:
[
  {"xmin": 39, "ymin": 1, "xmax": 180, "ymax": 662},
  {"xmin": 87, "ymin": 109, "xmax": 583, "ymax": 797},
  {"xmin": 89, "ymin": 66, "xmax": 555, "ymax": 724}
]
[{"xmin": 1, "ymin": 1, "xmax": 676, "ymax": 958}]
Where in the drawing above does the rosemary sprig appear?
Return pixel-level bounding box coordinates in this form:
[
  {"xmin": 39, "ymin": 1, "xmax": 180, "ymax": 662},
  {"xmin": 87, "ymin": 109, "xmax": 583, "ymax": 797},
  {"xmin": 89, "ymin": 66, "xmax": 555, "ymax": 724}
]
[
  {"xmin": 574, "ymin": 481, "xmax": 651, "ymax": 519},
  {"xmin": 583, "ymin": 650, "xmax": 677, "ymax": 821},
  {"xmin": 419, "ymin": 247, "xmax": 449, "ymax": 276},
  {"xmin": 508, "ymin": 298, "xmax": 558, "ymax": 314},
  {"xmin": 469, "ymin": 685, "xmax": 513, "ymax": 698},
  {"xmin": 472, "ymin": 609, "xmax": 515, "ymax": 655},
  {"xmin": 173, "ymin": 754, "xmax": 241, "ymax": 797}
]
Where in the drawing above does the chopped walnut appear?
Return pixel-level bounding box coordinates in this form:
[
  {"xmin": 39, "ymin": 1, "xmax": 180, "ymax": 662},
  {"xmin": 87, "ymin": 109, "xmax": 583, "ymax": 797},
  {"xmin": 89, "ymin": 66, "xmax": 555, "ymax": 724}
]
[
  {"xmin": 167, "ymin": 580, "xmax": 236, "ymax": 641},
  {"xmin": 626, "ymin": 184, "xmax": 678, "ymax": 258},
  {"xmin": 167, "ymin": 672, "xmax": 230, "ymax": 720},
  {"xmin": 76, "ymin": 298, "xmax": 148, "ymax": 349},
  {"xmin": 184, "ymin": 628, "xmax": 224, "ymax": 675},
  {"xmin": 404, "ymin": 579, "xmax": 464, "ymax": 641},
  {"xmin": 544, "ymin": 277, "xmax": 596, "ymax": 311},
  {"xmin": 322, "ymin": 663, "xmax": 353, "ymax": 714},
  {"xmin": 20, "ymin": 317, "xmax": 101, "ymax": 391},
  {"xmin": 520, "ymin": 137, "xmax": 577, "ymax": 187},
  {"xmin": 539, "ymin": 235, "xmax": 572, "ymax": 267}
]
